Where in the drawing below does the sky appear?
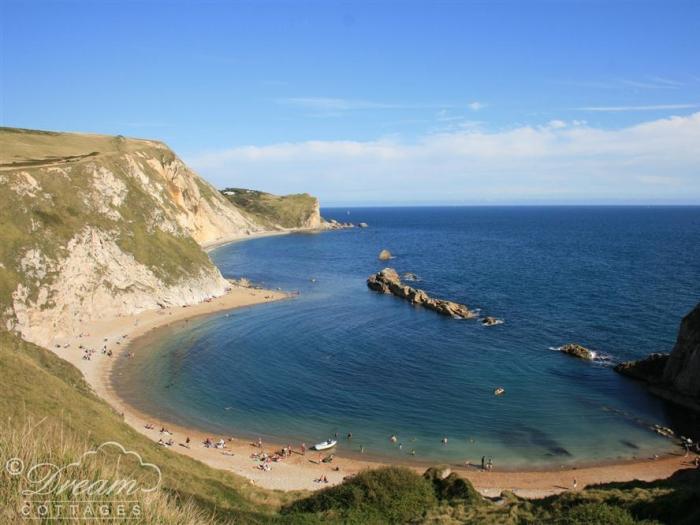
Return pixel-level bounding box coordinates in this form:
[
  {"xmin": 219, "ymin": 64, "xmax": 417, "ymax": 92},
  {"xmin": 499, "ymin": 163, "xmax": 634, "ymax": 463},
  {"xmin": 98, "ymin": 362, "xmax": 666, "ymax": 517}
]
[{"xmin": 1, "ymin": 0, "xmax": 699, "ymax": 205}]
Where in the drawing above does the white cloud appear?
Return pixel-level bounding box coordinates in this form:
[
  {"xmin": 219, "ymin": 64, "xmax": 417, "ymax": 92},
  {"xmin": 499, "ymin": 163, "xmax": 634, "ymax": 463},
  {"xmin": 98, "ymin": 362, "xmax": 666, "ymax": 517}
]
[
  {"xmin": 189, "ymin": 112, "xmax": 700, "ymax": 204},
  {"xmin": 468, "ymin": 101, "xmax": 486, "ymax": 111}
]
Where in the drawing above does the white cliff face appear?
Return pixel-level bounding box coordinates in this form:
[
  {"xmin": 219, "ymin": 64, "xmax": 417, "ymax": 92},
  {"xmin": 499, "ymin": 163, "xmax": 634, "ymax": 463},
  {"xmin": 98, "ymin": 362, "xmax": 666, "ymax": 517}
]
[
  {"xmin": 0, "ymin": 130, "xmax": 264, "ymax": 347},
  {"xmin": 139, "ymin": 154, "xmax": 262, "ymax": 244},
  {"xmin": 301, "ymin": 199, "xmax": 323, "ymax": 229},
  {"xmin": 10, "ymin": 228, "xmax": 230, "ymax": 346}
]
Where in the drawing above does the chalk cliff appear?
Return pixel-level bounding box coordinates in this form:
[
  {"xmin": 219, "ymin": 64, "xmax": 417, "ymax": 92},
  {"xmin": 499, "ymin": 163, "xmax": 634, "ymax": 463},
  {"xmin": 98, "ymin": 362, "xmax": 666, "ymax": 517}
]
[{"xmin": 0, "ymin": 128, "xmax": 318, "ymax": 346}]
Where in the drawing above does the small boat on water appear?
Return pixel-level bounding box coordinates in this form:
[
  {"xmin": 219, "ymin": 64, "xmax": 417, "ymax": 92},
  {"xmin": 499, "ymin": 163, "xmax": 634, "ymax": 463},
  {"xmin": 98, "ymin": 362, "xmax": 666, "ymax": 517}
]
[
  {"xmin": 494, "ymin": 387, "xmax": 505, "ymax": 396},
  {"xmin": 313, "ymin": 439, "xmax": 337, "ymax": 451}
]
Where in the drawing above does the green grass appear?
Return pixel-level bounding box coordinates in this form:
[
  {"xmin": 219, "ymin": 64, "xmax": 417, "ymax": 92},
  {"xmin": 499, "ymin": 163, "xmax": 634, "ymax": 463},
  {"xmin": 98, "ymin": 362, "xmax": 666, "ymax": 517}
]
[
  {"xmin": 283, "ymin": 467, "xmax": 439, "ymax": 524},
  {"xmin": 220, "ymin": 188, "xmax": 318, "ymax": 229},
  {"xmin": 0, "ymin": 332, "xmax": 299, "ymax": 524}
]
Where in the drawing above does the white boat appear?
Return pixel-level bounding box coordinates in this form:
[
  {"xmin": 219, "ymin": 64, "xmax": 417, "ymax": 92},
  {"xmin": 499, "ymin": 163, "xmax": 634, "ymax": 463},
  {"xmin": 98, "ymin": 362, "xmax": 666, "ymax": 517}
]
[{"xmin": 313, "ymin": 439, "xmax": 337, "ymax": 451}]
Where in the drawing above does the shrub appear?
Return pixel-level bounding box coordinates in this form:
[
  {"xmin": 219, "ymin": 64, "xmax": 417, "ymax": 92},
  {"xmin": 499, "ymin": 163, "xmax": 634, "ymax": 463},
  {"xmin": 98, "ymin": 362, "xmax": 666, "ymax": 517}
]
[{"xmin": 283, "ymin": 467, "xmax": 437, "ymax": 523}]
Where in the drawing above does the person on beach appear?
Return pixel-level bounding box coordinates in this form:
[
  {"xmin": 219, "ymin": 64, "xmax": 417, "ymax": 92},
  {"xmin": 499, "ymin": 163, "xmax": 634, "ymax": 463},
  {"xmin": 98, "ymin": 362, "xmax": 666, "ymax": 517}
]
[
  {"xmin": 573, "ymin": 478, "xmax": 578, "ymax": 490},
  {"xmin": 301, "ymin": 442, "xmax": 306, "ymax": 455},
  {"xmin": 487, "ymin": 457, "xmax": 493, "ymax": 471},
  {"xmin": 347, "ymin": 432, "xmax": 352, "ymax": 440},
  {"xmin": 390, "ymin": 435, "xmax": 397, "ymax": 443},
  {"xmin": 441, "ymin": 437, "xmax": 448, "ymax": 445},
  {"xmin": 185, "ymin": 437, "xmax": 190, "ymax": 448},
  {"xmin": 481, "ymin": 456, "xmax": 485, "ymax": 470},
  {"xmin": 257, "ymin": 437, "xmax": 262, "ymax": 449}
]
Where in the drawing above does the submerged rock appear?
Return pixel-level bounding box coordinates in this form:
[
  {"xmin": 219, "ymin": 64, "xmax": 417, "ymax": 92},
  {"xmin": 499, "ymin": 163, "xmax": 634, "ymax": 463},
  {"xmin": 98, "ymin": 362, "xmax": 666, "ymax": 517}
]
[
  {"xmin": 378, "ymin": 249, "xmax": 393, "ymax": 261},
  {"xmin": 366, "ymin": 268, "xmax": 477, "ymax": 319},
  {"xmin": 560, "ymin": 343, "xmax": 594, "ymax": 360},
  {"xmin": 482, "ymin": 316, "xmax": 503, "ymax": 326},
  {"xmin": 403, "ymin": 272, "xmax": 419, "ymax": 281}
]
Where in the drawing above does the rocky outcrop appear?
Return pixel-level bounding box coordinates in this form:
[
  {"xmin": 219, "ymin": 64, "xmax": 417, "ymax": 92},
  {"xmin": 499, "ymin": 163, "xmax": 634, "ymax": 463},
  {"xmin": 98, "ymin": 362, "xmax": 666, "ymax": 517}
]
[
  {"xmin": 378, "ymin": 249, "xmax": 392, "ymax": 261},
  {"xmin": 322, "ymin": 218, "xmax": 355, "ymax": 230},
  {"xmin": 615, "ymin": 303, "xmax": 700, "ymax": 412},
  {"xmin": 367, "ymin": 268, "xmax": 476, "ymax": 319},
  {"xmin": 560, "ymin": 343, "xmax": 594, "ymax": 360},
  {"xmin": 614, "ymin": 353, "xmax": 669, "ymax": 382},
  {"xmin": 662, "ymin": 304, "xmax": 700, "ymax": 398}
]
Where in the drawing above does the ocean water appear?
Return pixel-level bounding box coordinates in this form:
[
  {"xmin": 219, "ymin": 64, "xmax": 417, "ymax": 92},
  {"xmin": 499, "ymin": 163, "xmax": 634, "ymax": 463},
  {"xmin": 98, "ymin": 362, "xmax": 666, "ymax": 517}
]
[{"xmin": 113, "ymin": 207, "xmax": 700, "ymax": 468}]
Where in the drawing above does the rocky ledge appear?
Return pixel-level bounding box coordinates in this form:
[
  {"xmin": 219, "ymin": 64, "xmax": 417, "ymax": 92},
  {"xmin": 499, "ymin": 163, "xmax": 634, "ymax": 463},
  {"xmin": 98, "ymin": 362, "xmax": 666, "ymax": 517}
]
[
  {"xmin": 367, "ymin": 268, "xmax": 476, "ymax": 319},
  {"xmin": 614, "ymin": 303, "xmax": 700, "ymax": 412},
  {"xmin": 560, "ymin": 343, "xmax": 595, "ymax": 360},
  {"xmin": 322, "ymin": 218, "xmax": 357, "ymax": 230},
  {"xmin": 614, "ymin": 353, "xmax": 669, "ymax": 382}
]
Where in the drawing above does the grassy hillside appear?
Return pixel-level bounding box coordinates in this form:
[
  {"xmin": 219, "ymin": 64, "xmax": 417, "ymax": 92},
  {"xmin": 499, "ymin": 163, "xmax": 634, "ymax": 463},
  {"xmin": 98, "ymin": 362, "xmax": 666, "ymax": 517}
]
[
  {"xmin": 221, "ymin": 188, "xmax": 319, "ymax": 229},
  {"xmin": 1, "ymin": 331, "xmax": 699, "ymax": 524},
  {"xmin": 0, "ymin": 127, "xmax": 260, "ymax": 343},
  {"xmin": 0, "ymin": 331, "xmax": 296, "ymax": 524}
]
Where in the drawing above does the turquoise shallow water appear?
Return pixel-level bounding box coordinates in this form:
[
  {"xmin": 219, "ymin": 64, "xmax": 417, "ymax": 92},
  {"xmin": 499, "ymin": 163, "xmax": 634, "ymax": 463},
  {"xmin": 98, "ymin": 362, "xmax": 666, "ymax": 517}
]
[{"xmin": 113, "ymin": 207, "xmax": 700, "ymax": 468}]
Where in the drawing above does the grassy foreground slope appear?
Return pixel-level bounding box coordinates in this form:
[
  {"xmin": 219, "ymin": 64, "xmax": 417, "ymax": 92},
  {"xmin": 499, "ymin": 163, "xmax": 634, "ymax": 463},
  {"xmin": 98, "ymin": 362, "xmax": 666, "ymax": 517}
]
[
  {"xmin": 0, "ymin": 331, "xmax": 295, "ymax": 524},
  {"xmin": 221, "ymin": 188, "xmax": 320, "ymax": 229},
  {"xmin": 1, "ymin": 332, "xmax": 699, "ymax": 524}
]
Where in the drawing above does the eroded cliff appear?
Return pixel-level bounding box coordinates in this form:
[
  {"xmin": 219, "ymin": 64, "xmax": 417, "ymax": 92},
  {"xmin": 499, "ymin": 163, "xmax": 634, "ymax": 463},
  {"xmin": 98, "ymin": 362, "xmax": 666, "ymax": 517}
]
[
  {"xmin": 615, "ymin": 303, "xmax": 700, "ymax": 411},
  {"xmin": 0, "ymin": 128, "xmax": 292, "ymax": 346}
]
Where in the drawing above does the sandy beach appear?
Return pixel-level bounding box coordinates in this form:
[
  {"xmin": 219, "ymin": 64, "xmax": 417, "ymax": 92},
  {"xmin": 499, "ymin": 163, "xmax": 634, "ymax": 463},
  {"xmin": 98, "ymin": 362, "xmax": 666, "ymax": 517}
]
[{"xmin": 45, "ymin": 281, "xmax": 697, "ymax": 497}]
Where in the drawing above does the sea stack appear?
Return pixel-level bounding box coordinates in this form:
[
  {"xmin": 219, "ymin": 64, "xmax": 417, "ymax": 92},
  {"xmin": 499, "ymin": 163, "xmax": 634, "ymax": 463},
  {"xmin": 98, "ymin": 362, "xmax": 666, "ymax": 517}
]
[{"xmin": 367, "ymin": 268, "xmax": 476, "ymax": 319}]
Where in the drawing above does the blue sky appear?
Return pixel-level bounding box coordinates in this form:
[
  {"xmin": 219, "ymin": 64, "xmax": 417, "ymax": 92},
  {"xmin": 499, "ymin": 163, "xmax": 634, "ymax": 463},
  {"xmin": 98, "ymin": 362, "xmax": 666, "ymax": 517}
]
[{"xmin": 2, "ymin": 0, "xmax": 699, "ymax": 204}]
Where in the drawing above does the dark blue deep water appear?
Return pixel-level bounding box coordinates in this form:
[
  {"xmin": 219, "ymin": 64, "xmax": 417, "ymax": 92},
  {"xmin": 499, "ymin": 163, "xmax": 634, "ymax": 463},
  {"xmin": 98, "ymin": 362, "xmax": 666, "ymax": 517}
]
[{"xmin": 114, "ymin": 207, "xmax": 700, "ymax": 467}]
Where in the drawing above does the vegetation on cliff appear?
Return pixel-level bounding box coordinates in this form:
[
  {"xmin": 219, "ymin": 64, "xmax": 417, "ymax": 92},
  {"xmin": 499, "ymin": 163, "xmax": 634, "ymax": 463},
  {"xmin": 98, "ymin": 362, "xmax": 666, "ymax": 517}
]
[
  {"xmin": 0, "ymin": 128, "xmax": 266, "ymax": 344},
  {"xmin": 221, "ymin": 187, "xmax": 321, "ymax": 230}
]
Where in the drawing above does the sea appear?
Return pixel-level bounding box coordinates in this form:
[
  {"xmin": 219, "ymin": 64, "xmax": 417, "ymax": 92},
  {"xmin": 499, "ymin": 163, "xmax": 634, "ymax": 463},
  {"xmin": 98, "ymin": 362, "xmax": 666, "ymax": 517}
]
[{"xmin": 113, "ymin": 206, "xmax": 700, "ymax": 468}]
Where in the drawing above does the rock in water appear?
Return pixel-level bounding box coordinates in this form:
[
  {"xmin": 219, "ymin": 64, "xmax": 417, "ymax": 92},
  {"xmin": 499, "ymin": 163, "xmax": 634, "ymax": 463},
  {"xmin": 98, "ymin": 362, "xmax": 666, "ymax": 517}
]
[
  {"xmin": 560, "ymin": 343, "xmax": 594, "ymax": 360},
  {"xmin": 614, "ymin": 353, "xmax": 669, "ymax": 382},
  {"xmin": 615, "ymin": 303, "xmax": 700, "ymax": 412},
  {"xmin": 366, "ymin": 268, "xmax": 476, "ymax": 319},
  {"xmin": 358, "ymin": 222, "xmax": 369, "ymax": 228},
  {"xmin": 481, "ymin": 316, "xmax": 503, "ymax": 326},
  {"xmin": 378, "ymin": 249, "xmax": 393, "ymax": 261}
]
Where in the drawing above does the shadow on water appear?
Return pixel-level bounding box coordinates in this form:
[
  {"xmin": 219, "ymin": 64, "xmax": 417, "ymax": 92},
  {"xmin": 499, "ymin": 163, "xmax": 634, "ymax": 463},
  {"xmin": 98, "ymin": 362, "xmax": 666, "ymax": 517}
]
[{"xmin": 497, "ymin": 423, "xmax": 572, "ymax": 457}]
